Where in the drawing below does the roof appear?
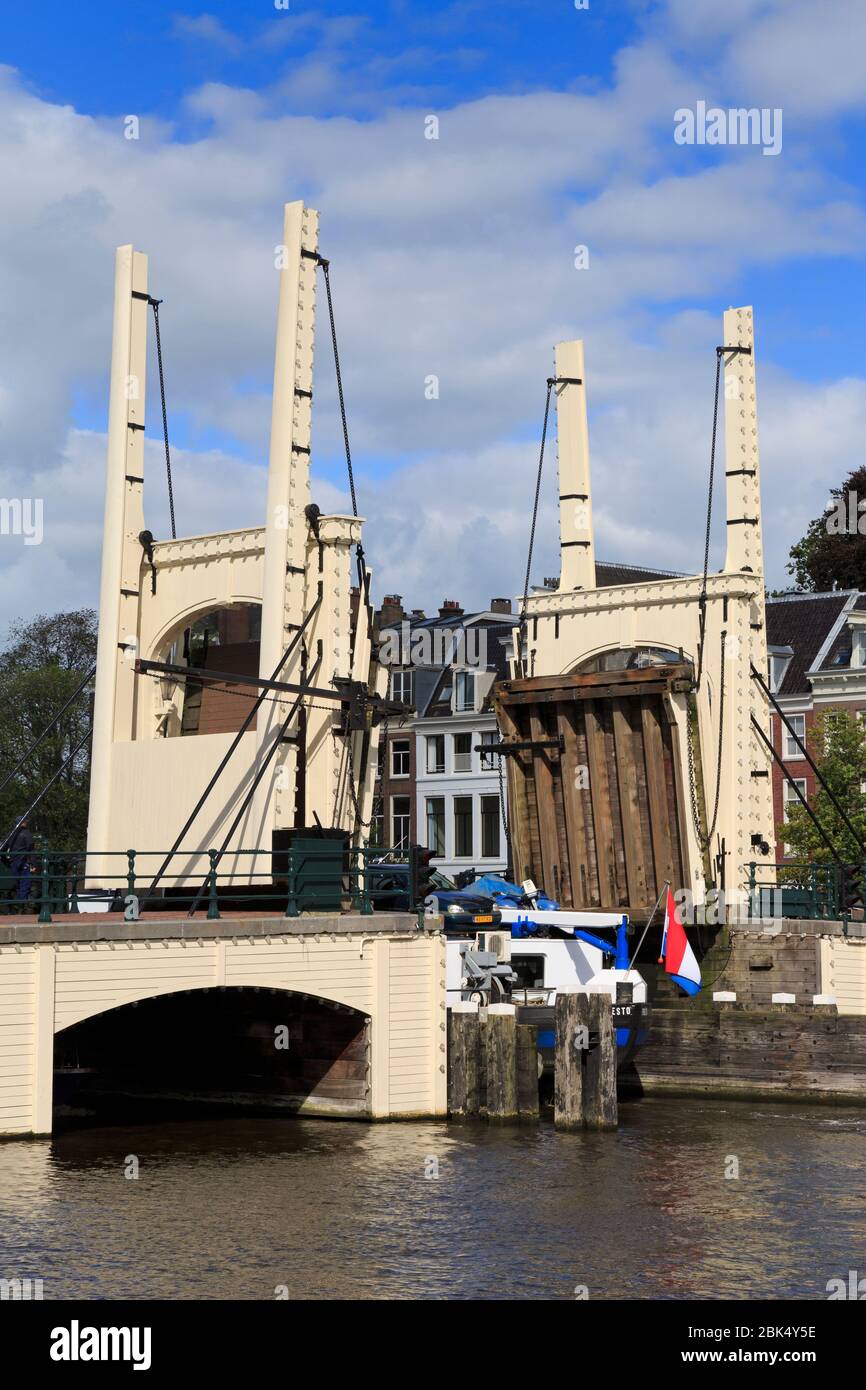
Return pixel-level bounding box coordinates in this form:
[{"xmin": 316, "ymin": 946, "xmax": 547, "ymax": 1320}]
[
  {"xmin": 764, "ymin": 591, "xmax": 855, "ymax": 696},
  {"xmin": 594, "ymin": 561, "xmax": 683, "ymax": 587}
]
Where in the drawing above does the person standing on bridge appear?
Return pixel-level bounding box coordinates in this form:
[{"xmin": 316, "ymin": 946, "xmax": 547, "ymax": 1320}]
[{"xmin": 6, "ymin": 819, "xmax": 35, "ymax": 904}]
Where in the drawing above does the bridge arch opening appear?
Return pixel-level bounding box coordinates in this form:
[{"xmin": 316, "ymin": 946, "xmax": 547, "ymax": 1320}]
[
  {"xmin": 53, "ymin": 986, "xmax": 370, "ymax": 1128},
  {"xmin": 156, "ymin": 602, "xmax": 262, "ymax": 737}
]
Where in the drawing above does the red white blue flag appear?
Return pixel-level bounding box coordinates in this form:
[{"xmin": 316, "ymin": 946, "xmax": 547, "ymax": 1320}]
[{"xmin": 658, "ymin": 886, "xmax": 702, "ymax": 995}]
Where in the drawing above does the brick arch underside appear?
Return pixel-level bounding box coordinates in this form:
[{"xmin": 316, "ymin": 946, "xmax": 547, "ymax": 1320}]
[{"xmin": 53, "ymin": 985, "xmax": 372, "ymax": 1119}]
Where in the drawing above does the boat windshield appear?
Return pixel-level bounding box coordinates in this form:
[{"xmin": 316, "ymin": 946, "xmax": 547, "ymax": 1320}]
[{"xmin": 431, "ymin": 870, "xmax": 456, "ymax": 890}]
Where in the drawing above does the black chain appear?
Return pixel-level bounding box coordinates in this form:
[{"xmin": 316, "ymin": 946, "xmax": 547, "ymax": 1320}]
[
  {"xmin": 151, "ymin": 301, "xmax": 176, "ymax": 540},
  {"xmin": 519, "ymin": 378, "xmax": 555, "ymax": 675},
  {"xmin": 497, "ymin": 753, "xmax": 509, "ymax": 843}
]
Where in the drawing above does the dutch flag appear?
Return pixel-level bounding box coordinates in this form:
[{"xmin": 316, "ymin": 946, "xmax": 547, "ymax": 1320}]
[{"xmin": 658, "ymin": 886, "xmax": 702, "ymax": 996}]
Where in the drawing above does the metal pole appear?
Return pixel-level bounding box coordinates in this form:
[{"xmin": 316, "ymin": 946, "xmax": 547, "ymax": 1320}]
[{"xmin": 627, "ymin": 880, "xmax": 670, "ymax": 973}]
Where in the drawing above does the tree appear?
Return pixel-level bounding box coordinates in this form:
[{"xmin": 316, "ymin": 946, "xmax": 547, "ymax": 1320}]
[
  {"xmin": 781, "ymin": 709, "xmax": 866, "ymax": 865},
  {"xmin": 0, "ymin": 610, "xmax": 97, "ymax": 852},
  {"xmin": 786, "ymin": 464, "xmax": 866, "ymax": 592}
]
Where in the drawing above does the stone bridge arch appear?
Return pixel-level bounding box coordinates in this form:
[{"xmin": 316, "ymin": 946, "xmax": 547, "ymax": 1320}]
[{"xmin": 0, "ymin": 918, "xmax": 446, "ymax": 1137}]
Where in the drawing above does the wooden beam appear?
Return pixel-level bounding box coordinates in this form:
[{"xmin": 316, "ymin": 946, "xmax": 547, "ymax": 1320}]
[
  {"xmin": 497, "ymin": 678, "xmax": 676, "ymax": 707},
  {"xmin": 584, "ymin": 700, "xmax": 617, "ymax": 907},
  {"xmin": 612, "ymin": 698, "xmax": 649, "ymax": 907},
  {"xmin": 498, "ymin": 662, "xmax": 692, "ymax": 697},
  {"xmin": 558, "ymin": 705, "xmax": 592, "ymax": 907},
  {"xmin": 495, "ymin": 698, "xmax": 533, "ymax": 882},
  {"xmin": 641, "ymin": 696, "xmax": 677, "ymax": 895},
  {"xmin": 530, "ymin": 710, "xmax": 562, "ymax": 901}
]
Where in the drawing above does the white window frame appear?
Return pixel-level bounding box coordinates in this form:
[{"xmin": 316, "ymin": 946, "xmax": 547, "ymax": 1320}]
[
  {"xmin": 390, "ymin": 668, "xmax": 413, "ymax": 705},
  {"xmin": 453, "ymin": 794, "xmax": 474, "ymax": 858},
  {"xmin": 479, "ymin": 731, "xmax": 498, "ymax": 770},
  {"xmin": 783, "ymin": 714, "xmax": 805, "ymax": 760},
  {"xmin": 454, "ymin": 670, "xmax": 476, "ymax": 713},
  {"xmin": 391, "ymin": 794, "xmax": 411, "ymax": 849},
  {"xmin": 390, "ymin": 738, "xmax": 410, "ymax": 779},
  {"xmin": 425, "ymin": 796, "xmax": 446, "ymax": 857},
  {"xmin": 453, "ymin": 731, "xmax": 473, "ymax": 773},
  {"xmin": 782, "ymin": 778, "xmax": 807, "ymax": 856},
  {"xmin": 426, "ymin": 734, "xmax": 445, "ymax": 774},
  {"xmin": 480, "ymin": 794, "xmax": 501, "ymax": 859}
]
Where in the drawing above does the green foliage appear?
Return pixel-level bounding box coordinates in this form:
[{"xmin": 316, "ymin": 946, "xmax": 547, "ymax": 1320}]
[
  {"xmin": 781, "ymin": 709, "xmax": 866, "ymax": 864},
  {"xmin": 786, "ymin": 464, "xmax": 866, "ymax": 592},
  {"xmin": 0, "ymin": 611, "xmax": 97, "ymax": 852}
]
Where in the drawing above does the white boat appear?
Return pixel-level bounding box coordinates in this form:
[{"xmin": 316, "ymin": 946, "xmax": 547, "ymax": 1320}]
[{"xmin": 444, "ymin": 883, "xmax": 649, "ymax": 1066}]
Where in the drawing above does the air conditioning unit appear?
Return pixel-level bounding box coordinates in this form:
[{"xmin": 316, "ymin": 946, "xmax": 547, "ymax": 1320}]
[{"xmin": 475, "ymin": 931, "xmax": 511, "ymax": 961}]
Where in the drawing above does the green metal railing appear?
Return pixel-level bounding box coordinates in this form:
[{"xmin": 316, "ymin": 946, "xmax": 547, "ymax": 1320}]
[
  {"xmin": 0, "ymin": 843, "xmax": 425, "ymax": 924},
  {"xmin": 747, "ymin": 859, "xmax": 866, "ymax": 932}
]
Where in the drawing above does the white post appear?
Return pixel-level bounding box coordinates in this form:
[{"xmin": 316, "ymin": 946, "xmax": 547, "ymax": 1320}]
[
  {"xmin": 87, "ymin": 246, "xmax": 148, "ymax": 880},
  {"xmin": 555, "ymin": 340, "xmax": 595, "ymax": 591},
  {"xmin": 257, "ymin": 202, "xmax": 319, "ymax": 836}
]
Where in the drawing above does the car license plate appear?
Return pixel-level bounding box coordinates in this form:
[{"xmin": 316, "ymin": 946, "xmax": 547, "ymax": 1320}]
[{"xmin": 473, "ymin": 914, "xmax": 493, "ymax": 924}]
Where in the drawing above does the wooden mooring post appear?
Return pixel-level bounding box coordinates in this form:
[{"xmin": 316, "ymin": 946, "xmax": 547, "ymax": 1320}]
[
  {"xmin": 448, "ymin": 1002, "xmax": 484, "ymax": 1116},
  {"xmin": 554, "ymin": 991, "xmax": 617, "ymax": 1130},
  {"xmin": 485, "ymin": 1004, "xmax": 519, "ymax": 1121},
  {"xmin": 447, "ymin": 1003, "xmax": 540, "ymax": 1122}
]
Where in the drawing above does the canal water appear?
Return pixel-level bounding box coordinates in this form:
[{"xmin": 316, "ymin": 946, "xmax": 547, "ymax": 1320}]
[{"xmin": 1, "ymin": 1098, "xmax": 863, "ymax": 1300}]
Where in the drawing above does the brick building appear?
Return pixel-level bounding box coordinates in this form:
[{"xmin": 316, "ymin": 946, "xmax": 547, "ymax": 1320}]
[{"xmin": 766, "ymin": 589, "xmax": 866, "ymax": 853}]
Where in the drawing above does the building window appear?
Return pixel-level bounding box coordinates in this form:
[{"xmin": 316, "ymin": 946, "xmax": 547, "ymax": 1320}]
[
  {"xmin": 481, "ymin": 794, "xmax": 500, "ymax": 858},
  {"xmin": 455, "ymin": 671, "xmax": 475, "ymax": 712},
  {"xmin": 369, "ymin": 810, "xmax": 384, "ymax": 849},
  {"xmin": 426, "ymin": 734, "xmax": 445, "ymax": 774},
  {"xmin": 768, "ymin": 652, "xmax": 791, "ymax": 693},
  {"xmin": 454, "ymin": 732, "xmax": 472, "ymax": 772},
  {"xmin": 426, "ymin": 797, "xmax": 445, "ymax": 857},
  {"xmin": 454, "ymin": 796, "xmax": 473, "ymax": 857},
  {"xmin": 390, "ymin": 738, "xmax": 410, "ymax": 778},
  {"xmin": 783, "ymin": 714, "xmax": 805, "ymax": 760},
  {"xmin": 391, "ymin": 795, "xmax": 411, "ymax": 848},
  {"xmin": 782, "ymin": 779, "xmax": 807, "ymax": 856},
  {"xmin": 479, "ymin": 731, "xmax": 498, "ymax": 769},
  {"xmin": 390, "ymin": 669, "xmax": 413, "ymax": 705}
]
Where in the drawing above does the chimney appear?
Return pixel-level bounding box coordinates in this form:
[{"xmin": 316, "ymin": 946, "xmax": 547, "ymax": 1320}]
[
  {"xmin": 411, "ymin": 609, "xmax": 426, "ymax": 621},
  {"xmin": 439, "ymin": 600, "xmax": 463, "ymax": 618},
  {"xmin": 379, "ymin": 594, "xmax": 404, "ymax": 629},
  {"xmin": 490, "ymin": 598, "xmax": 512, "ymax": 614}
]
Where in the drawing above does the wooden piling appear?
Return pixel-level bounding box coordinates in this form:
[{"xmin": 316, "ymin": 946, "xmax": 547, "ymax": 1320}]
[
  {"xmin": 516, "ymin": 1023, "xmax": 540, "ymax": 1121},
  {"xmin": 555, "ymin": 991, "xmax": 617, "ymax": 1130},
  {"xmin": 485, "ymin": 1004, "xmax": 519, "ymax": 1121},
  {"xmin": 447, "ymin": 1003, "xmax": 483, "ymax": 1116}
]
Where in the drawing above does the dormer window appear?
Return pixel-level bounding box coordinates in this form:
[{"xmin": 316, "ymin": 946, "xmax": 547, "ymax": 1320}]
[
  {"xmin": 455, "ymin": 671, "xmax": 475, "ymax": 713},
  {"xmin": 768, "ymin": 646, "xmax": 793, "ymax": 693}
]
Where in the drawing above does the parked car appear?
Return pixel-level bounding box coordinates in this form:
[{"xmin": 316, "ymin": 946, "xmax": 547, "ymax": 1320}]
[{"xmin": 365, "ymin": 861, "xmax": 501, "ymax": 933}]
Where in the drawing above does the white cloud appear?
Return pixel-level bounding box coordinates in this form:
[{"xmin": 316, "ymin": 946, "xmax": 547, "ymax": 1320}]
[{"xmin": 0, "ymin": 5, "xmax": 864, "ymax": 634}]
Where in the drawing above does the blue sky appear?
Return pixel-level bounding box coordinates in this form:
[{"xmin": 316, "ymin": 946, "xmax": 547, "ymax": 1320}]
[{"xmin": 1, "ymin": 0, "xmax": 866, "ymax": 621}]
